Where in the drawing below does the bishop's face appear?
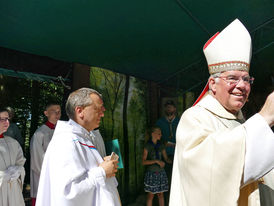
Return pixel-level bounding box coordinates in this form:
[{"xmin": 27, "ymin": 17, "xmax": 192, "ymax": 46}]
[
  {"xmin": 210, "ymin": 70, "xmax": 251, "ymax": 114},
  {"xmin": 0, "ymin": 111, "xmax": 10, "ymax": 134}
]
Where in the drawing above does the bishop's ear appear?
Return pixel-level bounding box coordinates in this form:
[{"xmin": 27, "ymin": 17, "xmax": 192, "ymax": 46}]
[{"xmin": 209, "ymin": 77, "xmax": 217, "ymax": 93}]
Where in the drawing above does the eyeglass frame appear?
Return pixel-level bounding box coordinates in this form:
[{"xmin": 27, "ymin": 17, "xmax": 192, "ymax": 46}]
[
  {"xmin": 214, "ymin": 74, "xmax": 255, "ymax": 86},
  {"xmin": 0, "ymin": 118, "xmax": 10, "ymax": 122}
]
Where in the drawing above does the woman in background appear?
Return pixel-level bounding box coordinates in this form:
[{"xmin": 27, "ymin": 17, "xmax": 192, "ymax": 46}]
[
  {"xmin": 142, "ymin": 126, "xmax": 172, "ymax": 206},
  {"xmin": 0, "ymin": 108, "xmax": 26, "ymax": 206}
]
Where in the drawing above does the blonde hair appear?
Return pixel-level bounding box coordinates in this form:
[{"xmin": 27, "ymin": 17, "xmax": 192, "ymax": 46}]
[{"xmin": 144, "ymin": 126, "xmax": 161, "ymax": 143}]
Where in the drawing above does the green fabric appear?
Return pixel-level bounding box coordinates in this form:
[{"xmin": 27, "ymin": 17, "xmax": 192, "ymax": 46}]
[
  {"xmin": 0, "ymin": 0, "xmax": 273, "ymax": 91},
  {"xmin": 0, "ymin": 68, "xmax": 69, "ymax": 83},
  {"xmin": 105, "ymin": 139, "xmax": 124, "ymax": 169}
]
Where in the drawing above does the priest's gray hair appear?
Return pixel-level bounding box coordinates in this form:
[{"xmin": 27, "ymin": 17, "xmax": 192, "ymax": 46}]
[
  {"xmin": 208, "ymin": 72, "xmax": 221, "ymax": 90},
  {"xmin": 65, "ymin": 88, "xmax": 102, "ymax": 120},
  {"xmin": 211, "ymin": 73, "xmax": 221, "ymax": 80}
]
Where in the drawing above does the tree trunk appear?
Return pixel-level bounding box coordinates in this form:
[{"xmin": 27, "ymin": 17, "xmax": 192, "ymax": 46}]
[
  {"xmin": 122, "ymin": 75, "xmax": 130, "ymax": 204},
  {"xmin": 134, "ymin": 131, "xmax": 137, "ymax": 193},
  {"xmin": 111, "ymin": 109, "xmax": 115, "ymax": 138},
  {"xmin": 26, "ymin": 80, "xmax": 40, "ymax": 183},
  {"xmin": 30, "ymin": 81, "xmax": 40, "ymax": 136}
]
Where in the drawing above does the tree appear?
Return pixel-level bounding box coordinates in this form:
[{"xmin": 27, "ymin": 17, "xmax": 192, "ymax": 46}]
[
  {"xmin": 122, "ymin": 75, "xmax": 130, "ymax": 204},
  {"xmin": 90, "ymin": 67, "xmax": 125, "ymax": 140},
  {"xmin": 128, "ymin": 78, "xmax": 148, "ymax": 193}
]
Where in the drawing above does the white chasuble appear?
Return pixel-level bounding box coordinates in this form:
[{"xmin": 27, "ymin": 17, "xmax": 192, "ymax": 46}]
[
  {"xmin": 0, "ymin": 136, "xmax": 26, "ymax": 206},
  {"xmin": 36, "ymin": 120, "xmax": 120, "ymax": 206},
  {"xmin": 170, "ymin": 94, "xmax": 274, "ymax": 206}
]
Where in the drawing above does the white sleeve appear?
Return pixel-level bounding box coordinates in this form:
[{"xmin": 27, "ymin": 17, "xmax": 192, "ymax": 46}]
[
  {"xmin": 30, "ymin": 131, "xmax": 46, "ymax": 174},
  {"xmin": 87, "ymin": 166, "xmax": 106, "ymax": 186},
  {"xmin": 243, "ymin": 113, "xmax": 274, "ymax": 184}
]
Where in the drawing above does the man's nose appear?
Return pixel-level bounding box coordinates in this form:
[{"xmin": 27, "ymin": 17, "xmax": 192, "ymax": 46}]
[
  {"xmin": 236, "ymin": 78, "xmax": 247, "ymax": 88},
  {"xmin": 100, "ymin": 110, "xmax": 105, "ymax": 117}
]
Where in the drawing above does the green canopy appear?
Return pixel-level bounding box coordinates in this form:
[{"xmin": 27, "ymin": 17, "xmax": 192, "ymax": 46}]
[{"xmin": 0, "ymin": 0, "xmax": 273, "ymax": 91}]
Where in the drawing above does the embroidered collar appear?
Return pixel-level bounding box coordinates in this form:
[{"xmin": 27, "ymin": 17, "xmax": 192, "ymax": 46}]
[
  {"xmin": 0, "ymin": 133, "xmax": 3, "ymax": 138},
  {"xmin": 45, "ymin": 121, "xmax": 56, "ymax": 129}
]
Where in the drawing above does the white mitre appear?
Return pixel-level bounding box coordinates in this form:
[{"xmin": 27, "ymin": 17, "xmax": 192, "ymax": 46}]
[
  {"xmin": 203, "ymin": 19, "xmax": 252, "ymax": 74},
  {"xmin": 193, "ymin": 19, "xmax": 252, "ymax": 106}
]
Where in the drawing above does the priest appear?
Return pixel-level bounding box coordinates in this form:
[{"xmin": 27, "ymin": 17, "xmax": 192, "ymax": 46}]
[
  {"xmin": 169, "ymin": 19, "xmax": 274, "ymax": 206},
  {"xmin": 36, "ymin": 88, "xmax": 120, "ymax": 206}
]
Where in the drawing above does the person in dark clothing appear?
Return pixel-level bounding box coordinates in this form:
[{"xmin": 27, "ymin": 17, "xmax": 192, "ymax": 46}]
[{"xmin": 142, "ymin": 126, "xmax": 172, "ymax": 206}]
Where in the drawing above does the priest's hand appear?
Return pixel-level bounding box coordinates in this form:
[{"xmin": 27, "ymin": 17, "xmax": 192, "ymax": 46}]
[
  {"xmin": 100, "ymin": 160, "xmax": 119, "ymax": 178},
  {"xmin": 259, "ymin": 91, "xmax": 274, "ymax": 127}
]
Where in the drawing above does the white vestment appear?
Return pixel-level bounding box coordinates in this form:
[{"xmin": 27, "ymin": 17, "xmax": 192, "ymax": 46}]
[
  {"xmin": 169, "ymin": 94, "xmax": 274, "ymax": 206},
  {"xmin": 0, "ymin": 135, "xmax": 26, "ymax": 206},
  {"xmin": 90, "ymin": 130, "xmax": 106, "ymax": 158},
  {"xmin": 36, "ymin": 120, "xmax": 120, "ymax": 206},
  {"xmin": 263, "ymin": 170, "xmax": 274, "ymax": 191},
  {"xmin": 30, "ymin": 124, "xmax": 54, "ymax": 198}
]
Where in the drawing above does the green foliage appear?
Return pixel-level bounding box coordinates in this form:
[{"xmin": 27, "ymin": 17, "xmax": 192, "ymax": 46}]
[
  {"xmin": 90, "ymin": 67, "xmax": 125, "ymax": 141},
  {"xmin": 127, "ymin": 77, "xmax": 147, "ymax": 194},
  {"xmin": 90, "ymin": 67, "xmax": 196, "ymax": 204},
  {"xmin": 0, "ymin": 75, "xmax": 64, "ymax": 151},
  {"xmin": 90, "ymin": 68, "xmax": 149, "ymax": 203}
]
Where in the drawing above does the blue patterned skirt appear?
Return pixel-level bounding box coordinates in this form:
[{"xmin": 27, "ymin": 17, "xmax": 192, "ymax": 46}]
[{"xmin": 144, "ymin": 170, "xmax": 169, "ymax": 194}]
